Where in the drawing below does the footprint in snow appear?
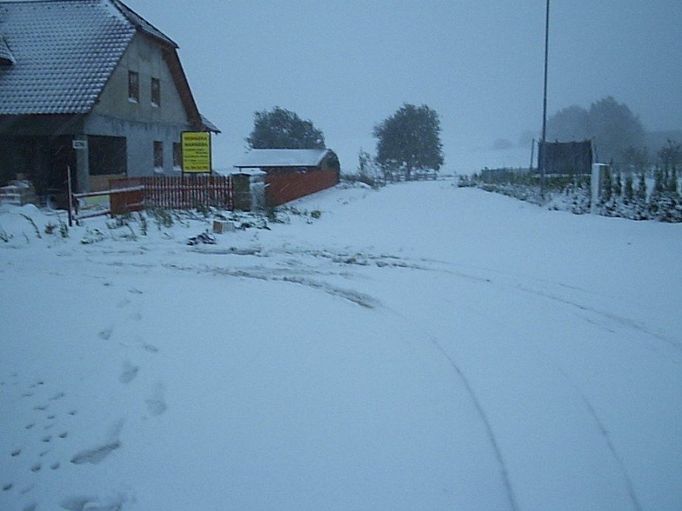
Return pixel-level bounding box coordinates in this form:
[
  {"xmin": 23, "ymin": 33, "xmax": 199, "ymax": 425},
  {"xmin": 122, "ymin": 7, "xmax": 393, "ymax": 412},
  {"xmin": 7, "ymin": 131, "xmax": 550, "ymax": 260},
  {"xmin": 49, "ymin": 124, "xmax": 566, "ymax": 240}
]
[
  {"xmin": 98, "ymin": 327, "xmax": 114, "ymax": 341},
  {"xmin": 70, "ymin": 419, "xmax": 123, "ymax": 466},
  {"xmin": 142, "ymin": 343, "xmax": 159, "ymax": 354},
  {"xmin": 118, "ymin": 361, "xmax": 139, "ymax": 384},
  {"xmin": 71, "ymin": 441, "xmax": 120, "ymax": 465},
  {"xmin": 145, "ymin": 384, "xmax": 167, "ymax": 416},
  {"xmin": 2, "ymin": 483, "xmax": 12, "ymax": 491}
]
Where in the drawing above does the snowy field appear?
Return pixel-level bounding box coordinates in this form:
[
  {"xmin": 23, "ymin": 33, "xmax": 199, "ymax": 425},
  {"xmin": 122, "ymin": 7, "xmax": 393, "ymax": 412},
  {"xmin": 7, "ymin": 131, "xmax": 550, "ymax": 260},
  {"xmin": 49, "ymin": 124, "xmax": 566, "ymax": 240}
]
[{"xmin": 1, "ymin": 181, "xmax": 681, "ymax": 511}]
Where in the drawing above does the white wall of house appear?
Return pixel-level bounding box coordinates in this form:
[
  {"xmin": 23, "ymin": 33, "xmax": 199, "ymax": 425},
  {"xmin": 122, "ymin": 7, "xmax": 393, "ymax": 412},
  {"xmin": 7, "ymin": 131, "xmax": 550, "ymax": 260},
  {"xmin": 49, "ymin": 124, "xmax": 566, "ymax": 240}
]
[{"xmin": 84, "ymin": 32, "xmax": 192, "ymax": 180}]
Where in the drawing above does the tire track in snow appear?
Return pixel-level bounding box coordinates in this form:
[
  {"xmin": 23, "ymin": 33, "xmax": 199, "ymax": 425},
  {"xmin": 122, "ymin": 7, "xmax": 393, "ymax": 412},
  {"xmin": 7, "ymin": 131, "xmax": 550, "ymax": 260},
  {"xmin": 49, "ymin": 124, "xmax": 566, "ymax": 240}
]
[
  {"xmin": 446, "ymin": 293, "xmax": 644, "ymax": 511},
  {"xmin": 552, "ymin": 366, "xmax": 643, "ymax": 511},
  {"xmin": 514, "ymin": 284, "xmax": 681, "ymax": 353},
  {"xmin": 424, "ymin": 334, "xmax": 520, "ymax": 511},
  {"xmin": 164, "ymin": 263, "xmax": 381, "ymax": 309}
]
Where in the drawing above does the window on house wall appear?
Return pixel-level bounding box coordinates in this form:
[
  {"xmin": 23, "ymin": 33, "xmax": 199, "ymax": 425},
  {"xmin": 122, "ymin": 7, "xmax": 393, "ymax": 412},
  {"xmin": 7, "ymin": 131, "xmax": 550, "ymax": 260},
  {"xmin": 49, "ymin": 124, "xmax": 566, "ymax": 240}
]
[
  {"xmin": 173, "ymin": 142, "xmax": 182, "ymax": 170},
  {"xmin": 153, "ymin": 141, "xmax": 163, "ymax": 169},
  {"xmin": 128, "ymin": 71, "xmax": 139, "ymax": 103},
  {"xmin": 88, "ymin": 136, "xmax": 127, "ymax": 176},
  {"xmin": 151, "ymin": 77, "xmax": 160, "ymax": 107}
]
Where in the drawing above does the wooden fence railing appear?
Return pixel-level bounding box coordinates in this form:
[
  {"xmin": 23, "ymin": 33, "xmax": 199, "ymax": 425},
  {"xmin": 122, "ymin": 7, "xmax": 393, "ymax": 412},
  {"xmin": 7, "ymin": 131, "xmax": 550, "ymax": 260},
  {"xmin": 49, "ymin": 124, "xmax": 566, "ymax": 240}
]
[{"xmin": 110, "ymin": 175, "xmax": 234, "ymax": 211}]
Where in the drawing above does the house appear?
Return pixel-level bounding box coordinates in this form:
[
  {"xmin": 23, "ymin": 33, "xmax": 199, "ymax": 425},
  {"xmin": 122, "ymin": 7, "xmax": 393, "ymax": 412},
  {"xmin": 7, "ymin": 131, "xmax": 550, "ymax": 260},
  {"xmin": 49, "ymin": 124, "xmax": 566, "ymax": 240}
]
[
  {"xmin": 234, "ymin": 149, "xmax": 340, "ymax": 207},
  {"xmin": 0, "ymin": 0, "xmax": 219, "ymax": 196}
]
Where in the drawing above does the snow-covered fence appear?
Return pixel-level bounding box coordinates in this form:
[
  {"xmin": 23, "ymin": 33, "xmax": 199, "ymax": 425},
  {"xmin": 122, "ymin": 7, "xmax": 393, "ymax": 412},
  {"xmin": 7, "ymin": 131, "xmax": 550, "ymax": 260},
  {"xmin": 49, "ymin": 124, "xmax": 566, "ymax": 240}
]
[
  {"xmin": 467, "ymin": 167, "xmax": 682, "ymax": 222},
  {"xmin": 110, "ymin": 176, "xmax": 235, "ymax": 211}
]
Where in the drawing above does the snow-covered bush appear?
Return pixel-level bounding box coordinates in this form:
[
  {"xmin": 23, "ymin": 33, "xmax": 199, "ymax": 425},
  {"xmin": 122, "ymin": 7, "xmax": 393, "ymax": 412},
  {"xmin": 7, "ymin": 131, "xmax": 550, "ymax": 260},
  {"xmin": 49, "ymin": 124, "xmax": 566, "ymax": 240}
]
[{"xmin": 470, "ymin": 168, "xmax": 681, "ymax": 222}]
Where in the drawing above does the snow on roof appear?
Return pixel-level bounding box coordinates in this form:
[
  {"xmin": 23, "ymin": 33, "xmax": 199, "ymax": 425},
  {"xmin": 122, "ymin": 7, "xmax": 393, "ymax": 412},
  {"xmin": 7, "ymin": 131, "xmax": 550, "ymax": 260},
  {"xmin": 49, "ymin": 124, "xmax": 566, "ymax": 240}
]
[
  {"xmin": 0, "ymin": 0, "xmax": 178, "ymax": 115},
  {"xmin": 111, "ymin": 0, "xmax": 177, "ymax": 48},
  {"xmin": 200, "ymin": 114, "xmax": 221, "ymax": 134},
  {"xmin": 234, "ymin": 149, "xmax": 331, "ymax": 168}
]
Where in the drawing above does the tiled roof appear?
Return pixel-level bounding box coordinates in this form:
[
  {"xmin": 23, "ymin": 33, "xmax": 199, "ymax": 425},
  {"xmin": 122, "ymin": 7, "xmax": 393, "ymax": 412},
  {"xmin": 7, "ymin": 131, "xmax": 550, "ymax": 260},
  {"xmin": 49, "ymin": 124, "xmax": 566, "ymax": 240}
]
[
  {"xmin": 111, "ymin": 0, "xmax": 177, "ymax": 48},
  {"xmin": 0, "ymin": 35, "xmax": 15, "ymax": 64},
  {"xmin": 0, "ymin": 0, "xmax": 180, "ymax": 116},
  {"xmin": 0, "ymin": 0, "xmax": 134, "ymax": 115},
  {"xmin": 235, "ymin": 149, "xmax": 331, "ymax": 168}
]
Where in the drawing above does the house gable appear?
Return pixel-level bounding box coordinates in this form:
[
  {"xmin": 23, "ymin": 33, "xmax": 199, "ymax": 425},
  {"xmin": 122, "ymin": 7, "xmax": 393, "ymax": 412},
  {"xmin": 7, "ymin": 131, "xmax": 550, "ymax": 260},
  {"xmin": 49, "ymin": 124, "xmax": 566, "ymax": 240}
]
[{"xmin": 92, "ymin": 32, "xmax": 190, "ymax": 126}]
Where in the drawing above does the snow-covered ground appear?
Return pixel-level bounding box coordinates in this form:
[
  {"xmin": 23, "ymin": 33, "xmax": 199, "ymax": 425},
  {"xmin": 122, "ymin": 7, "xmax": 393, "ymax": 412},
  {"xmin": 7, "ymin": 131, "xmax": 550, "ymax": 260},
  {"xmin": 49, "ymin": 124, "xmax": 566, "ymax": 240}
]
[{"xmin": 1, "ymin": 181, "xmax": 681, "ymax": 511}]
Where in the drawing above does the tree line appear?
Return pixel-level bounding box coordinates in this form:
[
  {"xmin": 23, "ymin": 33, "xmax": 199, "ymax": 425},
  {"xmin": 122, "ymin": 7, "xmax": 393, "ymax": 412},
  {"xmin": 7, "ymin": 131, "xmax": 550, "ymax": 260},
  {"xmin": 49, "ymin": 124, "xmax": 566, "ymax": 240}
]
[
  {"xmin": 245, "ymin": 104, "xmax": 444, "ymax": 182},
  {"xmin": 545, "ymin": 95, "xmax": 681, "ymax": 173}
]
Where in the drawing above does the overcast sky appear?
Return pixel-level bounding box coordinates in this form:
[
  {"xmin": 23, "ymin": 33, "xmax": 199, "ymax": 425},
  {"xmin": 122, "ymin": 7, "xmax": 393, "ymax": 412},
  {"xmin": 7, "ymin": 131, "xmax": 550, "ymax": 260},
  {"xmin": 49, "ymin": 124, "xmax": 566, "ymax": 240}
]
[{"xmin": 124, "ymin": 0, "xmax": 682, "ymax": 172}]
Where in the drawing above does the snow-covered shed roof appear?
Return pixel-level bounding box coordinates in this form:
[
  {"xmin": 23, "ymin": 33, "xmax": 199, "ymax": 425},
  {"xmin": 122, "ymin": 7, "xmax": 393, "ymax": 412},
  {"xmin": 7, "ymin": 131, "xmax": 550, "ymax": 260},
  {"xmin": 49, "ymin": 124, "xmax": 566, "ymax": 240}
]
[
  {"xmin": 0, "ymin": 0, "xmax": 217, "ymax": 129},
  {"xmin": 234, "ymin": 149, "xmax": 332, "ymax": 168}
]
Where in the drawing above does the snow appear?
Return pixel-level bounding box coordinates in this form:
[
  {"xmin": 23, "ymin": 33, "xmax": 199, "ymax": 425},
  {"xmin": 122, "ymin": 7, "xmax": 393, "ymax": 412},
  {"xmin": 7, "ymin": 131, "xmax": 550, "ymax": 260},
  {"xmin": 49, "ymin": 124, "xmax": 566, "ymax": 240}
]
[
  {"xmin": 234, "ymin": 149, "xmax": 331, "ymax": 168},
  {"xmin": 1, "ymin": 181, "xmax": 681, "ymax": 511}
]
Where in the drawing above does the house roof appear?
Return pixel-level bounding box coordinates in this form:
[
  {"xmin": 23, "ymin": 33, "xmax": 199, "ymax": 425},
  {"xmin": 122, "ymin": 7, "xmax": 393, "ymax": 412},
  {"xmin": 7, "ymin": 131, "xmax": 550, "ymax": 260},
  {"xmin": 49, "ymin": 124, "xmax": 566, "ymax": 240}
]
[
  {"xmin": 110, "ymin": 0, "xmax": 177, "ymax": 48},
  {"xmin": 234, "ymin": 149, "xmax": 332, "ymax": 168},
  {"xmin": 0, "ymin": 0, "xmax": 217, "ymax": 131},
  {"xmin": 0, "ymin": 35, "xmax": 15, "ymax": 64},
  {"xmin": 0, "ymin": 0, "xmax": 135, "ymax": 115}
]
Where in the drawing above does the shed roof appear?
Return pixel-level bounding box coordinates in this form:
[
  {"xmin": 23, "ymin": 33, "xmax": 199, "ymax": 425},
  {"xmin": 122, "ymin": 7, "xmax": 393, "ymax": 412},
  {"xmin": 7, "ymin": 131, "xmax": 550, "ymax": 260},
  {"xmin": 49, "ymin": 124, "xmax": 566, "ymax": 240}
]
[{"xmin": 234, "ymin": 149, "xmax": 332, "ymax": 168}]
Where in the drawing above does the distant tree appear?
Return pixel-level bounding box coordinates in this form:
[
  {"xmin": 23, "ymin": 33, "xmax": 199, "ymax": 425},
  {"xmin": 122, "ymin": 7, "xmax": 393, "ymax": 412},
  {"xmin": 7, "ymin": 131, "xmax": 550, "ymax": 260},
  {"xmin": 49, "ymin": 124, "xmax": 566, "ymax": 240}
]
[
  {"xmin": 546, "ymin": 105, "xmax": 590, "ymax": 141},
  {"xmin": 670, "ymin": 168, "xmax": 679, "ymax": 194},
  {"xmin": 374, "ymin": 103, "xmax": 444, "ymax": 180},
  {"xmin": 589, "ymin": 97, "xmax": 645, "ymax": 165},
  {"xmin": 546, "ymin": 96, "xmax": 645, "ymax": 166},
  {"xmin": 657, "ymin": 139, "xmax": 681, "ymax": 172},
  {"xmin": 634, "ymin": 172, "xmax": 648, "ymax": 220},
  {"xmin": 622, "ymin": 145, "xmax": 649, "ymax": 174},
  {"xmin": 636, "ymin": 172, "xmax": 647, "ymax": 201},
  {"xmin": 613, "ymin": 171, "xmax": 622, "ymax": 197},
  {"xmin": 247, "ymin": 107, "xmax": 325, "ymax": 149},
  {"xmin": 623, "ymin": 174, "xmax": 634, "ymax": 203},
  {"xmin": 600, "ymin": 166, "xmax": 613, "ymax": 203}
]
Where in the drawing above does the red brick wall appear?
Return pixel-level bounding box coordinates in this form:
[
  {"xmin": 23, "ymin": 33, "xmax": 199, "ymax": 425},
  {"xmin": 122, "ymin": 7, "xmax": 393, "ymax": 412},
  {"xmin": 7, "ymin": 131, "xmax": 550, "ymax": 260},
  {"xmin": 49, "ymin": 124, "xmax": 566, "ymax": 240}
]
[{"xmin": 265, "ymin": 168, "xmax": 339, "ymax": 207}]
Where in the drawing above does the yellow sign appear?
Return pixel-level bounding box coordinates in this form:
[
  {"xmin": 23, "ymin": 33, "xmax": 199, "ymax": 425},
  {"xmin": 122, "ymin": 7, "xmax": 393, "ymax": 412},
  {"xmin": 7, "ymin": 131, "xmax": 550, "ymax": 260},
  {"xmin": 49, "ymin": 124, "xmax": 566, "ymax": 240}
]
[{"xmin": 181, "ymin": 131, "xmax": 212, "ymax": 173}]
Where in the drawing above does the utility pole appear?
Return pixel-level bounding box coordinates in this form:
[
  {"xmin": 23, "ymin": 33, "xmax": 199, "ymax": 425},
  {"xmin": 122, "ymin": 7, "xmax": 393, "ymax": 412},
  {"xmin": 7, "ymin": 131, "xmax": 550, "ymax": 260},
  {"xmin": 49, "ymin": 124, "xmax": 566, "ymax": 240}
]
[{"xmin": 540, "ymin": 0, "xmax": 550, "ymax": 199}]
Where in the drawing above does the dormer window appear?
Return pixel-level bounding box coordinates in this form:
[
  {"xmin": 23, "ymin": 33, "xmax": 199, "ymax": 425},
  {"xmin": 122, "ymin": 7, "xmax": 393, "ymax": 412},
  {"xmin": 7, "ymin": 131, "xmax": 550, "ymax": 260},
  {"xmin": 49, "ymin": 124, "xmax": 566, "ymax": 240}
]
[
  {"xmin": 151, "ymin": 77, "xmax": 160, "ymax": 107},
  {"xmin": 128, "ymin": 71, "xmax": 139, "ymax": 103},
  {"xmin": 0, "ymin": 35, "xmax": 15, "ymax": 65}
]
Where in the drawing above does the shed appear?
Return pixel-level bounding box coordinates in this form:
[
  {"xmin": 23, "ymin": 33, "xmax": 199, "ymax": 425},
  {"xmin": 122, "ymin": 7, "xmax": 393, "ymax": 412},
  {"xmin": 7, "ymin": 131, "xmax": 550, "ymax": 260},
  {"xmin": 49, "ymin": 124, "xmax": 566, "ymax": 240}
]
[{"xmin": 234, "ymin": 149, "xmax": 340, "ymax": 207}]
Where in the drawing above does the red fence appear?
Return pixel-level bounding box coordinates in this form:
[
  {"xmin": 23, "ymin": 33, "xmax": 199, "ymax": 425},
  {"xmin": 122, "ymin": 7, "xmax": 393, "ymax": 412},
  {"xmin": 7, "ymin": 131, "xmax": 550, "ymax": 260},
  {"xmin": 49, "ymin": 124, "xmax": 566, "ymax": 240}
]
[
  {"xmin": 111, "ymin": 175, "xmax": 234, "ymax": 211},
  {"xmin": 265, "ymin": 169, "xmax": 339, "ymax": 207}
]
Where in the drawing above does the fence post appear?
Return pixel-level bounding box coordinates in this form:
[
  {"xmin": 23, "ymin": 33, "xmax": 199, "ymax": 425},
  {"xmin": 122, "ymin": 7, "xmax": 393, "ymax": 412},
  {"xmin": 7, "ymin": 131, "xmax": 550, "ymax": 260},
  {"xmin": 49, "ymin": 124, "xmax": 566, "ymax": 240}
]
[
  {"xmin": 591, "ymin": 163, "xmax": 608, "ymax": 214},
  {"xmin": 66, "ymin": 165, "xmax": 74, "ymax": 227}
]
